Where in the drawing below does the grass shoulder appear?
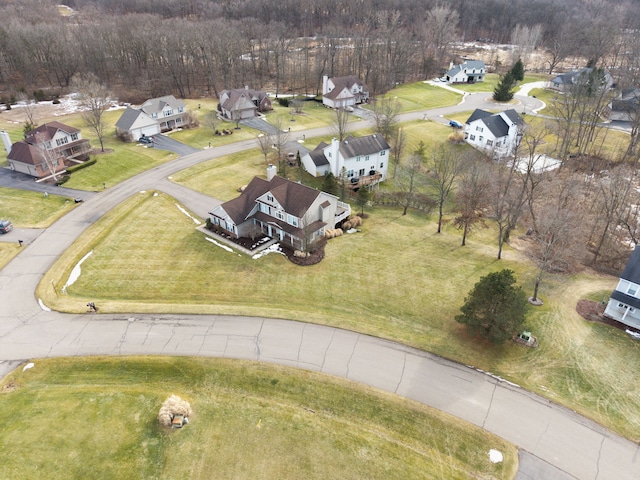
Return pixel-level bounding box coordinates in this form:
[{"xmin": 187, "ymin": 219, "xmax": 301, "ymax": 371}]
[{"xmin": 0, "ymin": 356, "xmax": 518, "ymax": 480}]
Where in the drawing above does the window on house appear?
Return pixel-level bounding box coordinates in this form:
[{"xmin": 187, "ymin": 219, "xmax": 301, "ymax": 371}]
[
  {"xmin": 56, "ymin": 137, "xmax": 69, "ymax": 147},
  {"xmin": 359, "ymin": 168, "xmax": 365, "ymax": 176},
  {"xmin": 267, "ymin": 194, "xmax": 274, "ymax": 202},
  {"xmin": 165, "ymin": 109, "xmax": 174, "ymax": 116},
  {"xmin": 470, "ymin": 135, "xmax": 475, "ymax": 141},
  {"xmin": 328, "ymin": 152, "xmax": 332, "ymax": 157},
  {"xmin": 176, "ymin": 118, "xmax": 182, "ymax": 124},
  {"xmin": 487, "ymin": 140, "xmax": 493, "ymax": 146},
  {"xmin": 479, "ymin": 136, "xmax": 483, "ymax": 142},
  {"xmin": 381, "ymin": 150, "xmax": 386, "ymax": 156},
  {"xmin": 276, "ymin": 210, "xmax": 285, "ymax": 220},
  {"xmin": 365, "ymin": 155, "xmax": 369, "ymax": 161},
  {"xmin": 380, "ymin": 162, "xmax": 384, "ymax": 169},
  {"xmin": 260, "ymin": 203, "xmax": 269, "ymax": 214},
  {"xmin": 70, "ymin": 133, "xmax": 78, "ymax": 141},
  {"xmin": 356, "ymin": 156, "xmax": 360, "ymax": 162},
  {"xmin": 628, "ymin": 285, "xmax": 637, "ymax": 296},
  {"xmin": 476, "ymin": 126, "xmax": 483, "ymax": 132},
  {"xmin": 152, "ymin": 113, "xmax": 158, "ymax": 119},
  {"xmin": 179, "ymin": 107, "xmax": 184, "ymax": 113},
  {"xmin": 347, "ymin": 169, "xmax": 354, "ymax": 177},
  {"xmin": 631, "ymin": 307, "xmax": 636, "ymax": 312},
  {"xmin": 287, "ymin": 214, "xmax": 298, "ymax": 227}
]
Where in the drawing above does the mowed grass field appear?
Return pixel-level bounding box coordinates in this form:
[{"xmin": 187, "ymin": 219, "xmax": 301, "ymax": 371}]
[
  {"xmin": 0, "ymin": 357, "xmax": 517, "ymax": 480},
  {"xmin": 37, "ymin": 189, "xmax": 640, "ymax": 442}
]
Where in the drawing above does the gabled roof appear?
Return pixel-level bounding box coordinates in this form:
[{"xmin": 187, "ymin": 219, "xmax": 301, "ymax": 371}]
[
  {"xmin": 325, "ymin": 75, "xmax": 368, "ymax": 99},
  {"xmin": 446, "ymin": 60, "xmax": 485, "ymax": 76},
  {"xmin": 620, "ymin": 246, "xmax": 640, "ymax": 284},
  {"xmin": 220, "ymin": 90, "xmax": 258, "ymax": 112},
  {"xmin": 141, "ymin": 95, "xmax": 185, "ymax": 115},
  {"xmin": 25, "ymin": 121, "xmax": 79, "ymax": 142},
  {"xmin": 213, "ymin": 176, "xmax": 323, "ymax": 225},
  {"xmin": 308, "ymin": 142, "xmax": 330, "ymax": 167},
  {"xmin": 115, "ymin": 107, "xmax": 155, "ymax": 130},
  {"xmin": 465, "ymin": 109, "xmax": 523, "ymax": 138},
  {"xmin": 339, "ymin": 134, "xmax": 390, "ymax": 159},
  {"xmin": 611, "ymin": 87, "xmax": 640, "ymax": 112}
]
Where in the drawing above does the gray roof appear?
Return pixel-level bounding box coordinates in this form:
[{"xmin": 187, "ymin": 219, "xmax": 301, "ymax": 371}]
[
  {"xmin": 611, "ymin": 87, "xmax": 640, "ymax": 113},
  {"xmin": 115, "ymin": 107, "xmax": 144, "ymax": 130},
  {"xmin": 324, "ymin": 75, "xmax": 368, "ymax": 100},
  {"xmin": 141, "ymin": 95, "xmax": 185, "ymax": 115},
  {"xmin": 619, "ymin": 246, "xmax": 640, "ymax": 284},
  {"xmin": 465, "ymin": 109, "xmax": 523, "ymax": 138},
  {"xmin": 309, "ymin": 142, "xmax": 330, "ymax": 167},
  {"xmin": 339, "ymin": 134, "xmax": 390, "ymax": 158},
  {"xmin": 446, "ymin": 60, "xmax": 485, "ymax": 77}
]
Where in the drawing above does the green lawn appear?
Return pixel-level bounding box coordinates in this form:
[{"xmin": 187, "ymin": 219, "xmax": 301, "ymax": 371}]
[
  {"xmin": 0, "ymin": 187, "xmax": 76, "ymax": 227},
  {"xmin": 0, "ymin": 357, "xmax": 517, "ymax": 480},
  {"xmin": 0, "ymin": 243, "xmax": 21, "ymax": 270},
  {"xmin": 37, "ymin": 189, "xmax": 640, "ymax": 442},
  {"xmin": 376, "ymin": 81, "xmax": 463, "ymax": 112}
]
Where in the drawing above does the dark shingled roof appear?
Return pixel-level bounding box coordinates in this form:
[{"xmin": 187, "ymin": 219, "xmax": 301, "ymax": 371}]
[
  {"xmin": 25, "ymin": 121, "xmax": 79, "ymax": 142},
  {"xmin": 465, "ymin": 109, "xmax": 523, "ymax": 138},
  {"xmin": 619, "ymin": 246, "xmax": 640, "ymax": 284},
  {"xmin": 7, "ymin": 141, "xmax": 42, "ymax": 165},
  {"xmin": 339, "ymin": 134, "xmax": 390, "ymax": 158},
  {"xmin": 465, "ymin": 109, "xmax": 492, "ymax": 124},
  {"xmin": 324, "ymin": 75, "xmax": 368, "ymax": 101},
  {"xmin": 308, "ymin": 142, "xmax": 329, "ymax": 167},
  {"xmin": 212, "ymin": 176, "xmax": 323, "ymax": 225}
]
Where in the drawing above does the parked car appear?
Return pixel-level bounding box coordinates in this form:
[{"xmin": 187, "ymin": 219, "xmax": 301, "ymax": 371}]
[
  {"xmin": 139, "ymin": 135, "xmax": 153, "ymax": 145},
  {"xmin": 0, "ymin": 220, "xmax": 13, "ymax": 234},
  {"xmin": 449, "ymin": 120, "xmax": 463, "ymax": 129}
]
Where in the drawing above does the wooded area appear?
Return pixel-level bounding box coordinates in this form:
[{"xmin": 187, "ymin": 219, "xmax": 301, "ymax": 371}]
[{"xmin": 1, "ymin": 0, "xmax": 639, "ymax": 102}]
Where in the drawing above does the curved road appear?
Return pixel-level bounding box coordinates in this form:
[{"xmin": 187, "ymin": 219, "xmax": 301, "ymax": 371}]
[{"xmin": 1, "ymin": 92, "xmax": 638, "ymax": 480}]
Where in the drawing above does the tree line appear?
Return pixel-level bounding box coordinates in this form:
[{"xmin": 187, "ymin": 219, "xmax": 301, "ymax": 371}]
[{"xmin": 1, "ymin": 0, "xmax": 640, "ymax": 102}]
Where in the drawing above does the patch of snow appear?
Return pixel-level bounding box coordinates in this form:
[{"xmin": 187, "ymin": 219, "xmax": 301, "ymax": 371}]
[
  {"xmin": 252, "ymin": 243, "xmax": 285, "ymax": 259},
  {"xmin": 175, "ymin": 204, "xmax": 201, "ymax": 224},
  {"xmin": 489, "ymin": 449, "xmax": 503, "ymax": 463},
  {"xmin": 22, "ymin": 362, "xmax": 35, "ymax": 372},
  {"xmin": 626, "ymin": 329, "xmax": 640, "ymax": 340},
  {"xmin": 471, "ymin": 367, "xmax": 520, "ymax": 388},
  {"xmin": 512, "ymin": 154, "xmax": 561, "ymax": 174},
  {"xmin": 38, "ymin": 299, "xmax": 51, "ymax": 311},
  {"xmin": 61, "ymin": 251, "xmax": 93, "ymax": 294},
  {"xmin": 345, "ymin": 228, "xmax": 358, "ymax": 234},
  {"xmin": 139, "ymin": 190, "xmax": 146, "ymax": 194},
  {"xmin": 205, "ymin": 236, "xmax": 235, "ymax": 253},
  {"xmin": 153, "ymin": 192, "xmax": 158, "ymax": 197}
]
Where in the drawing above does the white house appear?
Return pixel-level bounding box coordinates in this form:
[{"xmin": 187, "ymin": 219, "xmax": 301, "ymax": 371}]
[
  {"xmin": 445, "ymin": 60, "xmax": 485, "ymax": 84},
  {"xmin": 208, "ymin": 166, "xmax": 351, "ymax": 251},
  {"xmin": 549, "ymin": 67, "xmax": 614, "ymax": 93},
  {"xmin": 322, "ymin": 75, "xmax": 369, "ymax": 109},
  {"xmin": 464, "ymin": 109, "xmax": 524, "ymax": 158},
  {"xmin": 604, "ymin": 246, "xmax": 640, "ymax": 330},
  {"xmin": 115, "ymin": 95, "xmax": 187, "ymax": 141},
  {"xmin": 301, "ymin": 134, "xmax": 391, "ymax": 189}
]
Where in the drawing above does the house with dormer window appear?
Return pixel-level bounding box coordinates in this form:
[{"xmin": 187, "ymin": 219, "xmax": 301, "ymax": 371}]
[
  {"xmin": 464, "ymin": 109, "xmax": 524, "ymax": 158},
  {"xmin": 445, "ymin": 60, "xmax": 486, "ymax": 84},
  {"xmin": 115, "ymin": 95, "xmax": 188, "ymax": 141},
  {"xmin": 604, "ymin": 246, "xmax": 640, "ymax": 330},
  {"xmin": 301, "ymin": 134, "xmax": 390, "ymax": 189},
  {"xmin": 218, "ymin": 87, "xmax": 272, "ymax": 120},
  {"xmin": 208, "ymin": 165, "xmax": 351, "ymax": 251},
  {"xmin": 322, "ymin": 75, "xmax": 369, "ymax": 109},
  {"xmin": 5, "ymin": 121, "xmax": 92, "ymax": 179}
]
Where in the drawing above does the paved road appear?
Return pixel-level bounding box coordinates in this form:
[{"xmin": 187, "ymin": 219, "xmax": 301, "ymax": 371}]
[{"xmin": 1, "ymin": 93, "xmax": 638, "ymax": 479}]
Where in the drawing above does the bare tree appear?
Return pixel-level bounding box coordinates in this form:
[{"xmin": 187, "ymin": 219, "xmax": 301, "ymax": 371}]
[
  {"xmin": 389, "ymin": 127, "xmax": 406, "ymax": 179},
  {"xmin": 17, "ymin": 93, "xmax": 37, "ymax": 130},
  {"xmin": 429, "ymin": 144, "xmax": 465, "ymax": 233},
  {"xmin": 395, "ymin": 142, "xmax": 426, "ymax": 215},
  {"xmin": 203, "ymin": 111, "xmax": 219, "ymax": 136},
  {"xmin": 73, "ymin": 73, "xmax": 112, "ymax": 152},
  {"xmin": 510, "ymin": 24, "xmax": 543, "ymax": 66},
  {"xmin": 256, "ymin": 133, "xmax": 274, "ymax": 164},
  {"xmin": 34, "ymin": 132, "xmax": 63, "ymax": 182},
  {"xmin": 371, "ymin": 97, "xmax": 401, "ymax": 142},
  {"xmin": 331, "ymin": 108, "xmax": 351, "ymax": 141},
  {"xmin": 270, "ymin": 117, "xmax": 290, "ymax": 176},
  {"xmin": 422, "ymin": 5, "xmax": 459, "ymax": 73},
  {"xmin": 454, "ymin": 156, "xmax": 490, "ymax": 246}
]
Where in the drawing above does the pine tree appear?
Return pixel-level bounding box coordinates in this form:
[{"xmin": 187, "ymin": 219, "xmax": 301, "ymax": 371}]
[
  {"xmin": 455, "ymin": 269, "xmax": 528, "ymax": 344},
  {"xmin": 493, "ymin": 72, "xmax": 516, "ymax": 102},
  {"xmin": 510, "ymin": 58, "xmax": 524, "ymax": 82},
  {"xmin": 321, "ymin": 172, "xmax": 339, "ymax": 196},
  {"xmin": 356, "ymin": 185, "xmax": 370, "ymax": 215}
]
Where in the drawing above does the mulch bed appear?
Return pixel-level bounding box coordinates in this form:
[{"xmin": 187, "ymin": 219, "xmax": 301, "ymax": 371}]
[{"xmin": 576, "ymin": 299, "xmax": 640, "ymax": 333}]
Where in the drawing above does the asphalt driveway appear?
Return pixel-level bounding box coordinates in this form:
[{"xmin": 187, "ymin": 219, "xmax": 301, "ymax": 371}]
[{"xmin": 151, "ymin": 133, "xmax": 200, "ymax": 155}]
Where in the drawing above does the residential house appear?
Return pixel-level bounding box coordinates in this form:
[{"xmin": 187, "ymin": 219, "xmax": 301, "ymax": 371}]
[
  {"xmin": 208, "ymin": 165, "xmax": 351, "ymax": 251},
  {"xmin": 218, "ymin": 87, "xmax": 272, "ymax": 120},
  {"xmin": 445, "ymin": 60, "xmax": 486, "ymax": 84},
  {"xmin": 322, "ymin": 75, "xmax": 369, "ymax": 109},
  {"xmin": 608, "ymin": 87, "xmax": 640, "ymax": 122},
  {"xmin": 604, "ymin": 245, "xmax": 640, "ymax": 330},
  {"xmin": 549, "ymin": 67, "xmax": 614, "ymax": 93},
  {"xmin": 301, "ymin": 134, "xmax": 391, "ymax": 189},
  {"xmin": 5, "ymin": 121, "xmax": 91, "ymax": 179},
  {"xmin": 464, "ymin": 109, "xmax": 524, "ymax": 158},
  {"xmin": 115, "ymin": 95, "xmax": 187, "ymax": 141}
]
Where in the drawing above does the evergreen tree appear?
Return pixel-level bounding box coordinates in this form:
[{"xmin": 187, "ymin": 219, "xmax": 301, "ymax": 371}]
[
  {"xmin": 510, "ymin": 58, "xmax": 524, "ymax": 82},
  {"xmin": 321, "ymin": 172, "xmax": 339, "ymax": 196},
  {"xmin": 455, "ymin": 269, "xmax": 528, "ymax": 344},
  {"xmin": 493, "ymin": 72, "xmax": 516, "ymax": 102}
]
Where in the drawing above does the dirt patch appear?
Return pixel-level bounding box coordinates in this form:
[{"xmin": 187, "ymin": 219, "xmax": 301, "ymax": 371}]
[
  {"xmin": 576, "ymin": 299, "xmax": 640, "ymax": 333},
  {"xmin": 1, "ymin": 380, "xmax": 17, "ymax": 393}
]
